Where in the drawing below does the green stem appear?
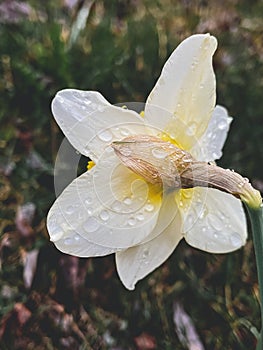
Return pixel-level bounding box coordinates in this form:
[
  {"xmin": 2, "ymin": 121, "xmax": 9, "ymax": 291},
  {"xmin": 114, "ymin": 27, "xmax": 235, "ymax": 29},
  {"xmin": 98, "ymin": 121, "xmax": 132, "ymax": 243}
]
[{"xmin": 246, "ymin": 205, "xmax": 263, "ymax": 350}]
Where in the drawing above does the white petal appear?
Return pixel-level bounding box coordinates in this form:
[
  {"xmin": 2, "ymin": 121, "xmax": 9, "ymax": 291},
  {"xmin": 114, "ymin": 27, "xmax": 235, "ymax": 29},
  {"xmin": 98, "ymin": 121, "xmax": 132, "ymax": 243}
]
[
  {"xmin": 51, "ymin": 89, "xmax": 145, "ymax": 160},
  {"xmin": 116, "ymin": 206, "xmax": 182, "ymax": 290},
  {"xmin": 47, "ymin": 149, "xmax": 162, "ymax": 251},
  {"xmin": 49, "ymin": 227, "xmax": 119, "ymax": 258},
  {"xmin": 177, "ymin": 188, "xmax": 247, "ymax": 253},
  {"xmin": 190, "ymin": 105, "xmax": 232, "ymax": 161},
  {"xmin": 144, "ymin": 34, "xmax": 217, "ymax": 150}
]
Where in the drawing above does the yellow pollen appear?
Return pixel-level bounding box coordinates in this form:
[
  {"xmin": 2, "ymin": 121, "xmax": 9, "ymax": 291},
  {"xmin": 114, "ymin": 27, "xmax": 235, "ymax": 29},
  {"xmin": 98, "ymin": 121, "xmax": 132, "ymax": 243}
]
[
  {"xmin": 87, "ymin": 160, "xmax": 95, "ymax": 171},
  {"xmin": 140, "ymin": 110, "xmax": 145, "ymax": 117}
]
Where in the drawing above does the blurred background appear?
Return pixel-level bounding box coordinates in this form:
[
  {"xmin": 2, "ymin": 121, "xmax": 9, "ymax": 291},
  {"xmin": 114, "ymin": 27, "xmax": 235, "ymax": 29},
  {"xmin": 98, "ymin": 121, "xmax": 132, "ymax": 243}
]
[{"xmin": 0, "ymin": 0, "xmax": 263, "ymax": 349}]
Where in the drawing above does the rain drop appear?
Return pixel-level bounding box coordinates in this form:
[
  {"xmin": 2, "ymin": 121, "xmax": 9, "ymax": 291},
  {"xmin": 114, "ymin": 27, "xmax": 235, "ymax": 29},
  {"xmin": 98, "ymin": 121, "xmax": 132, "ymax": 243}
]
[
  {"xmin": 136, "ymin": 213, "xmax": 144, "ymax": 221},
  {"xmin": 113, "ymin": 201, "xmax": 122, "ymax": 211},
  {"xmin": 85, "ymin": 197, "xmax": 92, "ymax": 204},
  {"xmin": 142, "ymin": 248, "xmax": 149, "ymax": 260},
  {"xmin": 145, "ymin": 203, "xmax": 154, "ymax": 212},
  {"xmin": 50, "ymin": 224, "xmax": 64, "ymax": 241},
  {"xmin": 120, "ymin": 128, "xmax": 130, "ymax": 136},
  {"xmin": 98, "ymin": 130, "xmax": 112, "ymax": 142},
  {"xmin": 120, "ymin": 146, "xmax": 132, "ymax": 156},
  {"xmin": 230, "ymin": 233, "xmax": 242, "ymax": 247},
  {"xmin": 64, "ymin": 237, "xmax": 73, "ymax": 245},
  {"xmin": 83, "ymin": 217, "xmax": 100, "ymax": 233},
  {"xmin": 186, "ymin": 122, "xmax": 197, "ymax": 136},
  {"xmin": 152, "ymin": 148, "xmax": 168, "ymax": 159},
  {"xmin": 74, "ymin": 234, "xmax": 81, "ymax": 242},
  {"xmin": 124, "ymin": 197, "xmax": 132, "ymax": 205},
  {"xmin": 99, "ymin": 210, "xmax": 109, "ymax": 221},
  {"xmin": 128, "ymin": 217, "xmax": 136, "ymax": 226},
  {"xmin": 87, "ymin": 207, "xmax": 93, "ymax": 215},
  {"xmin": 208, "ymin": 215, "xmax": 223, "ymax": 231},
  {"xmin": 66, "ymin": 205, "xmax": 75, "ymax": 215},
  {"xmin": 218, "ymin": 120, "xmax": 228, "ymax": 130}
]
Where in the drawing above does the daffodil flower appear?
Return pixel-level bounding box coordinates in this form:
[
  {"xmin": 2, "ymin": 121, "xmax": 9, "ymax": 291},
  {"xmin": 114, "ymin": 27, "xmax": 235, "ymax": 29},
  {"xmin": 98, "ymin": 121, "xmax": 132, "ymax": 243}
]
[{"xmin": 47, "ymin": 34, "xmax": 261, "ymax": 290}]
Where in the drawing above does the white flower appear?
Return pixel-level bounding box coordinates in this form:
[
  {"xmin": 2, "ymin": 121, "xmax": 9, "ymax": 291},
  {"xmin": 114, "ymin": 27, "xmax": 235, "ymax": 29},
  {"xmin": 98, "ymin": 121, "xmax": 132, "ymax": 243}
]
[{"xmin": 47, "ymin": 34, "xmax": 247, "ymax": 290}]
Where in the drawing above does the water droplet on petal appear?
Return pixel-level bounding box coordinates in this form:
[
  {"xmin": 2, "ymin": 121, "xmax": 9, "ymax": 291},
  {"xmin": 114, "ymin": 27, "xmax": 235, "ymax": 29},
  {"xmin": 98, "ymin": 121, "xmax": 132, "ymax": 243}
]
[
  {"xmin": 119, "ymin": 146, "xmax": 132, "ymax": 156},
  {"xmin": 85, "ymin": 196, "xmax": 93, "ymax": 205},
  {"xmin": 124, "ymin": 197, "xmax": 132, "ymax": 205},
  {"xmin": 113, "ymin": 201, "xmax": 122, "ymax": 211},
  {"xmin": 64, "ymin": 237, "xmax": 73, "ymax": 245},
  {"xmin": 142, "ymin": 248, "xmax": 150, "ymax": 264},
  {"xmin": 74, "ymin": 234, "xmax": 81, "ymax": 241},
  {"xmin": 99, "ymin": 210, "xmax": 109, "ymax": 221},
  {"xmin": 145, "ymin": 203, "xmax": 154, "ymax": 212},
  {"xmin": 186, "ymin": 122, "xmax": 197, "ymax": 136},
  {"xmin": 185, "ymin": 213, "xmax": 195, "ymax": 230},
  {"xmin": 151, "ymin": 148, "xmax": 168, "ymax": 159},
  {"xmin": 83, "ymin": 217, "xmax": 100, "ymax": 233},
  {"xmin": 136, "ymin": 213, "xmax": 144, "ymax": 221},
  {"xmin": 87, "ymin": 207, "xmax": 93, "ymax": 215},
  {"xmin": 128, "ymin": 217, "xmax": 136, "ymax": 226},
  {"xmin": 50, "ymin": 224, "xmax": 64, "ymax": 241},
  {"xmin": 120, "ymin": 128, "xmax": 130, "ymax": 136},
  {"xmin": 98, "ymin": 130, "xmax": 112, "ymax": 142},
  {"xmin": 218, "ymin": 120, "xmax": 228, "ymax": 130},
  {"xmin": 66, "ymin": 205, "xmax": 75, "ymax": 215},
  {"xmin": 208, "ymin": 214, "xmax": 223, "ymax": 231},
  {"xmin": 230, "ymin": 233, "xmax": 242, "ymax": 247}
]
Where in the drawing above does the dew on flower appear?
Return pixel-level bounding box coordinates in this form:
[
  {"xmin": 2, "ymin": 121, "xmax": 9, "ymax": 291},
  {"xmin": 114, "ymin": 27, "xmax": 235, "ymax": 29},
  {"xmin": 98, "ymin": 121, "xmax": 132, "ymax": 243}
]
[
  {"xmin": 127, "ymin": 217, "xmax": 136, "ymax": 226},
  {"xmin": 65, "ymin": 205, "xmax": 75, "ymax": 215},
  {"xmin": 229, "ymin": 233, "xmax": 242, "ymax": 247},
  {"xmin": 64, "ymin": 237, "xmax": 73, "ymax": 245},
  {"xmin": 84, "ymin": 196, "xmax": 92, "ymax": 205},
  {"xmin": 151, "ymin": 148, "xmax": 168, "ymax": 159},
  {"xmin": 98, "ymin": 130, "xmax": 112, "ymax": 142},
  {"xmin": 218, "ymin": 120, "xmax": 228, "ymax": 130},
  {"xmin": 124, "ymin": 197, "xmax": 132, "ymax": 205},
  {"xmin": 135, "ymin": 213, "xmax": 144, "ymax": 221},
  {"xmin": 145, "ymin": 203, "xmax": 154, "ymax": 212},
  {"xmin": 207, "ymin": 214, "xmax": 223, "ymax": 231},
  {"xmin": 83, "ymin": 217, "xmax": 100, "ymax": 233},
  {"xmin": 120, "ymin": 128, "xmax": 130, "ymax": 136},
  {"xmin": 99, "ymin": 210, "xmax": 110, "ymax": 221},
  {"xmin": 186, "ymin": 122, "xmax": 197, "ymax": 136}
]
